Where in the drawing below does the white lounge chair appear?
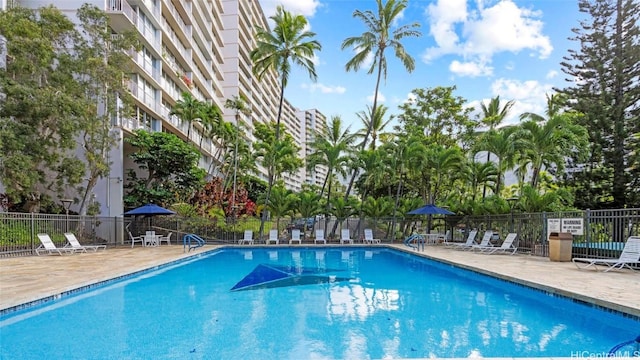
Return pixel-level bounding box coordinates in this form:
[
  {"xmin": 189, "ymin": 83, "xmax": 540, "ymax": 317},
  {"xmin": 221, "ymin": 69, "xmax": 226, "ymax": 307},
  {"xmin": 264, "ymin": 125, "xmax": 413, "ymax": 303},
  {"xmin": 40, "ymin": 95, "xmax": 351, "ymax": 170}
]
[
  {"xmin": 573, "ymin": 236, "xmax": 640, "ymax": 272},
  {"xmin": 481, "ymin": 233, "xmax": 518, "ymax": 255},
  {"xmin": 447, "ymin": 230, "xmax": 479, "ymax": 249},
  {"xmin": 128, "ymin": 231, "xmax": 144, "ymax": 248},
  {"xmin": 341, "ymin": 229, "xmax": 353, "ymax": 245},
  {"xmin": 364, "ymin": 229, "xmax": 380, "ymax": 244},
  {"xmin": 467, "ymin": 230, "xmax": 496, "ymax": 251},
  {"xmin": 314, "ymin": 229, "xmax": 326, "ymax": 244},
  {"xmin": 239, "ymin": 230, "xmax": 253, "ymax": 245},
  {"xmin": 289, "ymin": 229, "xmax": 302, "ymax": 244},
  {"xmin": 36, "ymin": 233, "xmax": 77, "ymax": 255},
  {"xmin": 266, "ymin": 229, "xmax": 279, "ymax": 245},
  {"xmin": 64, "ymin": 233, "xmax": 106, "ymax": 252}
]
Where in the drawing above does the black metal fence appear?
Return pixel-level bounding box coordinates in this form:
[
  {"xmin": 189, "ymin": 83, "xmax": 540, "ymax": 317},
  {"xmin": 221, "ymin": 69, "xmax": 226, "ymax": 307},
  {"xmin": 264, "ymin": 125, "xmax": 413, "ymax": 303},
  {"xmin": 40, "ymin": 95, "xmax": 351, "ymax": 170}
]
[{"xmin": 1, "ymin": 208, "xmax": 639, "ymax": 261}]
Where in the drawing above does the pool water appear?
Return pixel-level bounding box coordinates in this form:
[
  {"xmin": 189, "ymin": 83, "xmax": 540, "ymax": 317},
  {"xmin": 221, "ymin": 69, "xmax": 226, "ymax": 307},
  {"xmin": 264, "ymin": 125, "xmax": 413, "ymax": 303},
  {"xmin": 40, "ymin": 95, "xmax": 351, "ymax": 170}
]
[{"xmin": 1, "ymin": 247, "xmax": 638, "ymax": 359}]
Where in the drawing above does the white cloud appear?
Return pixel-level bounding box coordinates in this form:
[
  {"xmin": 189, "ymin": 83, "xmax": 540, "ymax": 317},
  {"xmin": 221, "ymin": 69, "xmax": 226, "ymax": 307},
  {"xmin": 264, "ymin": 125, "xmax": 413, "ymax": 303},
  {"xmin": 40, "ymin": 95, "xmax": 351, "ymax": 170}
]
[
  {"xmin": 423, "ymin": 0, "xmax": 553, "ymax": 77},
  {"xmin": 545, "ymin": 70, "xmax": 558, "ymax": 79},
  {"xmin": 424, "ymin": 0, "xmax": 468, "ymax": 61},
  {"xmin": 449, "ymin": 59, "xmax": 493, "ymax": 77},
  {"xmin": 259, "ymin": 0, "xmax": 321, "ymax": 17},
  {"xmin": 301, "ymin": 83, "xmax": 346, "ymax": 94},
  {"xmin": 367, "ymin": 91, "xmax": 386, "ymax": 104},
  {"xmin": 489, "ymin": 78, "xmax": 555, "ymax": 125}
]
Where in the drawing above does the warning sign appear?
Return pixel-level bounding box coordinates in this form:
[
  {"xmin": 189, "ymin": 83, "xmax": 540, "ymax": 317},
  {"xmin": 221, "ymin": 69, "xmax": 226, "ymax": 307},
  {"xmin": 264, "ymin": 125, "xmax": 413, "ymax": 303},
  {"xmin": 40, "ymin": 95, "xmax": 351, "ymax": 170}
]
[
  {"xmin": 561, "ymin": 218, "xmax": 584, "ymax": 235},
  {"xmin": 548, "ymin": 218, "xmax": 584, "ymax": 236}
]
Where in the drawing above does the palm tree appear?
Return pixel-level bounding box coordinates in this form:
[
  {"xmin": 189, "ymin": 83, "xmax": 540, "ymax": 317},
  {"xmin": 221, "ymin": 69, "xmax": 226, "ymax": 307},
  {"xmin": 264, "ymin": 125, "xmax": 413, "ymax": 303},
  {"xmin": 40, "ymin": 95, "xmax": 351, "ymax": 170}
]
[
  {"xmin": 253, "ymin": 121, "xmax": 303, "ymax": 237},
  {"xmin": 266, "ymin": 183, "xmax": 296, "ymax": 236},
  {"xmin": 341, "ymin": 0, "xmax": 421, "ymax": 197},
  {"xmin": 307, "ymin": 116, "xmax": 355, "ymax": 232},
  {"xmin": 354, "ymin": 105, "xmax": 393, "ymax": 150},
  {"xmin": 516, "ymin": 94, "xmax": 588, "ymax": 189},
  {"xmin": 473, "ymin": 126, "xmax": 520, "ymax": 197},
  {"xmin": 250, "ymin": 5, "xmax": 321, "ymax": 141},
  {"xmin": 224, "ymin": 95, "xmax": 250, "ymax": 218},
  {"xmin": 197, "ymin": 102, "xmax": 223, "ymax": 153},
  {"xmin": 478, "ymin": 96, "xmax": 514, "ymax": 198},
  {"xmin": 170, "ymin": 92, "xmax": 201, "ymax": 143}
]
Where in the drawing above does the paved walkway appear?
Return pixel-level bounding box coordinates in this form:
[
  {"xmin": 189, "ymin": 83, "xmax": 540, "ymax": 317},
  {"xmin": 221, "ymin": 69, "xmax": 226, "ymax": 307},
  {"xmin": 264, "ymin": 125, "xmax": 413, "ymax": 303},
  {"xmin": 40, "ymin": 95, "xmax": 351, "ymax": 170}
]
[{"xmin": 1, "ymin": 243, "xmax": 638, "ymax": 317}]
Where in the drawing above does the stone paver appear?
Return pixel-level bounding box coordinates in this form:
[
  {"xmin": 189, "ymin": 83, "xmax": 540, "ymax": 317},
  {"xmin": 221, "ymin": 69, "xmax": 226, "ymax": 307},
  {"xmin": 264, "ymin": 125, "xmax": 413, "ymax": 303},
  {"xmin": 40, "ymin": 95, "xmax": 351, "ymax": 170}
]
[{"xmin": 1, "ymin": 244, "xmax": 638, "ymax": 318}]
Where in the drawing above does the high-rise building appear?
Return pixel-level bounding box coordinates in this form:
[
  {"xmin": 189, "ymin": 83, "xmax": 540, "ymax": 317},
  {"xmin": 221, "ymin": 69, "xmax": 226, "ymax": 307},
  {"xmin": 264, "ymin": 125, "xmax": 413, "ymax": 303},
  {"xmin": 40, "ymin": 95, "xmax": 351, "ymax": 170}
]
[
  {"xmin": 300, "ymin": 108, "xmax": 328, "ymax": 189},
  {"xmin": 5, "ymin": 0, "xmax": 327, "ymax": 216}
]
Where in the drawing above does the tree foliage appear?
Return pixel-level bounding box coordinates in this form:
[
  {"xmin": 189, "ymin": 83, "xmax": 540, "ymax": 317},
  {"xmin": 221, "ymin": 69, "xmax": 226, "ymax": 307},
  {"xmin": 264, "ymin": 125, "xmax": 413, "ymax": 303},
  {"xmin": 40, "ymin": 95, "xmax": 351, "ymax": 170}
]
[
  {"xmin": 558, "ymin": 0, "xmax": 640, "ymax": 208},
  {"xmin": 124, "ymin": 130, "xmax": 205, "ymax": 207},
  {"xmin": 0, "ymin": 5, "xmax": 137, "ymax": 214}
]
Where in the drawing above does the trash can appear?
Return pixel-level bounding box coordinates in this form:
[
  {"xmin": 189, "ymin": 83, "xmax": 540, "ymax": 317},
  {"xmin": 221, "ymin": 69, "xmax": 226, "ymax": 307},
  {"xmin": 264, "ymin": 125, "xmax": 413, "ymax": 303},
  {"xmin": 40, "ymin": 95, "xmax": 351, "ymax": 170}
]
[{"xmin": 548, "ymin": 232, "xmax": 573, "ymax": 262}]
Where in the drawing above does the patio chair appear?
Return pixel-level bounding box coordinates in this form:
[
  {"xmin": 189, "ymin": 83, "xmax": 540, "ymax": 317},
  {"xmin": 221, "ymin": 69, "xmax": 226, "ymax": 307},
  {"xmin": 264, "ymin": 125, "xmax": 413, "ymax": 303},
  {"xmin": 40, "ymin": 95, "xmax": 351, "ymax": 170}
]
[
  {"xmin": 481, "ymin": 233, "xmax": 518, "ymax": 255},
  {"xmin": 144, "ymin": 231, "xmax": 158, "ymax": 247},
  {"xmin": 289, "ymin": 229, "xmax": 302, "ymax": 244},
  {"xmin": 572, "ymin": 236, "xmax": 640, "ymax": 272},
  {"xmin": 128, "ymin": 230, "xmax": 144, "ymax": 248},
  {"xmin": 467, "ymin": 230, "xmax": 496, "ymax": 251},
  {"xmin": 266, "ymin": 229, "xmax": 279, "ymax": 245},
  {"xmin": 314, "ymin": 229, "xmax": 326, "ymax": 244},
  {"xmin": 158, "ymin": 232, "xmax": 172, "ymax": 246},
  {"xmin": 36, "ymin": 233, "xmax": 77, "ymax": 255},
  {"xmin": 446, "ymin": 230, "xmax": 478, "ymax": 249},
  {"xmin": 239, "ymin": 230, "xmax": 254, "ymax": 245},
  {"xmin": 438, "ymin": 230, "xmax": 452, "ymax": 244},
  {"xmin": 64, "ymin": 233, "xmax": 106, "ymax": 252},
  {"xmin": 341, "ymin": 229, "xmax": 353, "ymax": 245},
  {"xmin": 364, "ymin": 229, "xmax": 380, "ymax": 244}
]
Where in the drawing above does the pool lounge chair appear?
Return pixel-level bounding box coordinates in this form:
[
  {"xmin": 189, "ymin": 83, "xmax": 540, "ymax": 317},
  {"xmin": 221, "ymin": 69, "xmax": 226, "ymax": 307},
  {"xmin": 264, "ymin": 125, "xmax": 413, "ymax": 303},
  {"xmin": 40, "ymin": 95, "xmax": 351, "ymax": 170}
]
[
  {"xmin": 239, "ymin": 230, "xmax": 254, "ymax": 245},
  {"xmin": 572, "ymin": 236, "xmax": 640, "ymax": 272},
  {"xmin": 266, "ymin": 229, "xmax": 279, "ymax": 245},
  {"xmin": 364, "ymin": 229, "xmax": 380, "ymax": 244},
  {"xmin": 467, "ymin": 230, "xmax": 496, "ymax": 251},
  {"xmin": 447, "ymin": 230, "xmax": 478, "ymax": 249},
  {"xmin": 64, "ymin": 233, "xmax": 106, "ymax": 252},
  {"xmin": 289, "ymin": 229, "xmax": 302, "ymax": 244},
  {"xmin": 36, "ymin": 233, "xmax": 77, "ymax": 255},
  {"xmin": 481, "ymin": 233, "xmax": 518, "ymax": 255},
  {"xmin": 341, "ymin": 229, "xmax": 353, "ymax": 245},
  {"xmin": 314, "ymin": 229, "xmax": 326, "ymax": 244}
]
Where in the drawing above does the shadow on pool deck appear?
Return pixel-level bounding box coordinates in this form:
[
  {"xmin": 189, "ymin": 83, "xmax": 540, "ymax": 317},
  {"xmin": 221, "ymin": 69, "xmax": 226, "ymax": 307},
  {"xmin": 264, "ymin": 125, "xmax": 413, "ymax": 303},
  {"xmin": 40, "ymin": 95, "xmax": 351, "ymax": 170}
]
[{"xmin": 1, "ymin": 243, "xmax": 638, "ymax": 318}]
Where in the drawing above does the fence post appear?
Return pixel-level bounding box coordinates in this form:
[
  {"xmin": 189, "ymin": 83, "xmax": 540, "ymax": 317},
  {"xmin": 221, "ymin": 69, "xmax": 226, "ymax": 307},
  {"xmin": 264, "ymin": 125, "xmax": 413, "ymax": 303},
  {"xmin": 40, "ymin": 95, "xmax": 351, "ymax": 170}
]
[
  {"xmin": 585, "ymin": 209, "xmax": 591, "ymax": 243},
  {"xmin": 30, "ymin": 212, "xmax": 35, "ymax": 253}
]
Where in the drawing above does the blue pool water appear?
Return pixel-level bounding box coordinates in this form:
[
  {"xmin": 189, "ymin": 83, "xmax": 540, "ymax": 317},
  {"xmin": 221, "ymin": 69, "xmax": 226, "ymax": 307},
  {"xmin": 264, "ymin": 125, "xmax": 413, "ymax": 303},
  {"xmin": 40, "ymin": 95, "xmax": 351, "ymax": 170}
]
[{"xmin": 1, "ymin": 247, "xmax": 639, "ymax": 359}]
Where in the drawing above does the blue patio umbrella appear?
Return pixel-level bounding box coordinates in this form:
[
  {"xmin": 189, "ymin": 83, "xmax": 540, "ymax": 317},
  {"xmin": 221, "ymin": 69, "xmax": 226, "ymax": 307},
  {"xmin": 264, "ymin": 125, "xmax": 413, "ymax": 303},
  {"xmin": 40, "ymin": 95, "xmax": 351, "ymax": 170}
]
[
  {"xmin": 124, "ymin": 203, "xmax": 175, "ymax": 216},
  {"xmin": 407, "ymin": 204, "xmax": 454, "ymax": 215}
]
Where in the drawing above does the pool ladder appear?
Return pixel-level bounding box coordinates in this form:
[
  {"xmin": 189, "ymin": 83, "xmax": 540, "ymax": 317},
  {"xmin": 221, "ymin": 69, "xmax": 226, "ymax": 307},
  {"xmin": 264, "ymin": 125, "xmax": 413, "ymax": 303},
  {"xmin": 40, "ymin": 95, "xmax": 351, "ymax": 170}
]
[
  {"xmin": 403, "ymin": 234, "xmax": 425, "ymax": 250},
  {"xmin": 183, "ymin": 234, "xmax": 206, "ymax": 252}
]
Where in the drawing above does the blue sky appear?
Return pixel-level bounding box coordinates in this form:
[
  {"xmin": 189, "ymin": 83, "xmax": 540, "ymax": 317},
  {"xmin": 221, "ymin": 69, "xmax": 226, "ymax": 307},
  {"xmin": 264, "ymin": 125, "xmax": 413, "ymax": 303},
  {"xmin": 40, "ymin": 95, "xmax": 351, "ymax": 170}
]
[{"xmin": 257, "ymin": 0, "xmax": 582, "ymax": 132}]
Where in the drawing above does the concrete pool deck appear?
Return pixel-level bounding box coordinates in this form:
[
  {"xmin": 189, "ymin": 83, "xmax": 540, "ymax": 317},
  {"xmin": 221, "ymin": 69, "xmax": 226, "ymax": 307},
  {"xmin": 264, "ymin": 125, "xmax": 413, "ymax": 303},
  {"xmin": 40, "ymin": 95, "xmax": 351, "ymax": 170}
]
[
  {"xmin": 1, "ymin": 243, "xmax": 638, "ymax": 315},
  {"xmin": 1, "ymin": 243, "xmax": 638, "ymax": 359}
]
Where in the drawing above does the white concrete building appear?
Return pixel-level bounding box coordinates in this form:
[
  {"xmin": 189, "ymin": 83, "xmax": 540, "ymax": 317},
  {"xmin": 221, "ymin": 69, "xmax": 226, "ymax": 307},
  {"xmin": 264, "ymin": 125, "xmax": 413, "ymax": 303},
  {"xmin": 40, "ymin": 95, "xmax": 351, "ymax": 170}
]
[{"xmin": 6, "ymin": 0, "xmax": 327, "ymax": 216}]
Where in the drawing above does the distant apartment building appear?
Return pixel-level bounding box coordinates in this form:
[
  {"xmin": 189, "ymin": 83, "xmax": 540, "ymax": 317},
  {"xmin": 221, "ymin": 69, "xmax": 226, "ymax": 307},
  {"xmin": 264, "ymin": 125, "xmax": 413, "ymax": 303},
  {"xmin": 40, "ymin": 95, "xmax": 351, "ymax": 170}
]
[
  {"xmin": 5, "ymin": 0, "xmax": 327, "ymax": 216},
  {"xmin": 300, "ymin": 108, "xmax": 328, "ymax": 189}
]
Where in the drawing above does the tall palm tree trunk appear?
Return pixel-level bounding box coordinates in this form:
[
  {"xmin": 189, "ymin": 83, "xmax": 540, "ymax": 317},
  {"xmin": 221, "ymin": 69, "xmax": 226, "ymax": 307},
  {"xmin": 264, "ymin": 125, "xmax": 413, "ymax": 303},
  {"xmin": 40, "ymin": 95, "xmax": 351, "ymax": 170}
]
[
  {"xmin": 337, "ymin": 59, "xmax": 384, "ymax": 237},
  {"xmin": 259, "ymin": 77, "xmax": 286, "ymax": 239}
]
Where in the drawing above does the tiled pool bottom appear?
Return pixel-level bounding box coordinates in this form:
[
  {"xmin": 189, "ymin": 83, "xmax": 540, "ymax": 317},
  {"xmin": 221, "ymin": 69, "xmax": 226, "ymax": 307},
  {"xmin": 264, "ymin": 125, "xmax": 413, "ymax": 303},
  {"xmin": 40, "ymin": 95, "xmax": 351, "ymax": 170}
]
[{"xmin": 1, "ymin": 246, "xmax": 639, "ymax": 359}]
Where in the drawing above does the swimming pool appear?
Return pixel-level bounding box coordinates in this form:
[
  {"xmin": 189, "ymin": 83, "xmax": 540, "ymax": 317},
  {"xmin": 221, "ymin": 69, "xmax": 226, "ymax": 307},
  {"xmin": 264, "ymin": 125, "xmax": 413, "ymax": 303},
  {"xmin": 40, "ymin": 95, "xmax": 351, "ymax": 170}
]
[{"xmin": 1, "ymin": 247, "xmax": 638, "ymax": 359}]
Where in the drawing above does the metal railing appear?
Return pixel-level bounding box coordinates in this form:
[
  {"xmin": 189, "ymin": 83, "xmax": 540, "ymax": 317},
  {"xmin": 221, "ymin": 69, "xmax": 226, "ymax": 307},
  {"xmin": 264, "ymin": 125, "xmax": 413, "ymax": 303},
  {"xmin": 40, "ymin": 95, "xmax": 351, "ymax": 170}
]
[{"xmin": 1, "ymin": 208, "xmax": 638, "ymax": 261}]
